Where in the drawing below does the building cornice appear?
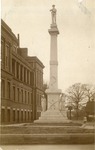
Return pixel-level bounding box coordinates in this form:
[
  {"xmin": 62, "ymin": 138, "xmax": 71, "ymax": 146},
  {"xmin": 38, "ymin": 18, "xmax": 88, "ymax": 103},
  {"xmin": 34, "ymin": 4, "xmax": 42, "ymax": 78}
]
[
  {"xmin": 1, "ymin": 19, "xmax": 19, "ymax": 43},
  {"xmin": 27, "ymin": 56, "xmax": 45, "ymax": 68}
]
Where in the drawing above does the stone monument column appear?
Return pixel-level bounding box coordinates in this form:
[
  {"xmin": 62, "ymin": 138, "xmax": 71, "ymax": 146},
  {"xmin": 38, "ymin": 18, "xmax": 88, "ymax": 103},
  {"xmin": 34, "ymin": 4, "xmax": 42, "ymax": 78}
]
[
  {"xmin": 49, "ymin": 25, "xmax": 59, "ymax": 90},
  {"xmin": 34, "ymin": 5, "xmax": 69, "ymax": 123},
  {"xmin": 46, "ymin": 5, "xmax": 62, "ymax": 110}
]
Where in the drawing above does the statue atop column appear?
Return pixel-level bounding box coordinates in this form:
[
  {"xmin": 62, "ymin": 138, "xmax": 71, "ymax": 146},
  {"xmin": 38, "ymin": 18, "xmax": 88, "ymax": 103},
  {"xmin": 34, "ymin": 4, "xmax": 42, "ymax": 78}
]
[{"xmin": 50, "ymin": 5, "xmax": 57, "ymax": 24}]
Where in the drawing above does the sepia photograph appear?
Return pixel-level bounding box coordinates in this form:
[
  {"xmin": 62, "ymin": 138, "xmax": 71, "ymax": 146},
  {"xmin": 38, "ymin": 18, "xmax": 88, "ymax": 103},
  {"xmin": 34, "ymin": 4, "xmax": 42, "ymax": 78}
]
[{"xmin": 0, "ymin": 0, "xmax": 95, "ymax": 149}]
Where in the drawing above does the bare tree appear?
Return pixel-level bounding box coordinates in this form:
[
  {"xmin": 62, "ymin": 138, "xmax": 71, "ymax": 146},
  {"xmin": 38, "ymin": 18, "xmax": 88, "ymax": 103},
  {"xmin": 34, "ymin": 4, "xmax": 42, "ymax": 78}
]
[
  {"xmin": 83, "ymin": 84, "xmax": 95, "ymax": 102},
  {"xmin": 66, "ymin": 83, "xmax": 87, "ymax": 119}
]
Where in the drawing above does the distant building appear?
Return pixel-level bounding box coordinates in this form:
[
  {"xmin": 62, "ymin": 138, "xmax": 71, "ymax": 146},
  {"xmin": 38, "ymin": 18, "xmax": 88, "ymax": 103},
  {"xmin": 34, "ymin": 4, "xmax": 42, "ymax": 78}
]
[{"xmin": 1, "ymin": 19, "xmax": 44, "ymax": 124}]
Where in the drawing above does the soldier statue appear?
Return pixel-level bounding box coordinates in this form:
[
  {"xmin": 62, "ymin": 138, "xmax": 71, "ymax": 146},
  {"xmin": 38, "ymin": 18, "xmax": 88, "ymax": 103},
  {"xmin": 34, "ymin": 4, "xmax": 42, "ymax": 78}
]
[{"xmin": 50, "ymin": 5, "xmax": 57, "ymax": 24}]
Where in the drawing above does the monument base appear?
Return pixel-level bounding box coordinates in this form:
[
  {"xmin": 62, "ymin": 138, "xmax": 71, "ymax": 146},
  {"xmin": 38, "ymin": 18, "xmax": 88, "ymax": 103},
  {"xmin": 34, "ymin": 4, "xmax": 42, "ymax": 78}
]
[
  {"xmin": 34, "ymin": 109, "xmax": 71, "ymax": 123},
  {"xmin": 34, "ymin": 89, "xmax": 71, "ymax": 123}
]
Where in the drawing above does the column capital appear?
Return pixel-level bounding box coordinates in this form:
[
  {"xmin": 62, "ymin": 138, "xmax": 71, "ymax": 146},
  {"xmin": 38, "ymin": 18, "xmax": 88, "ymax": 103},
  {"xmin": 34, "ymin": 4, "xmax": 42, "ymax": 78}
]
[{"xmin": 48, "ymin": 25, "xmax": 59, "ymax": 35}]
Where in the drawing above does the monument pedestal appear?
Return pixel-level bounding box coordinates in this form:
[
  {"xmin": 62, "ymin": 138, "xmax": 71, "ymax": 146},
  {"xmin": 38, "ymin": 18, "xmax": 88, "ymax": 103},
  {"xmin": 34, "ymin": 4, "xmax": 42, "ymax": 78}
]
[
  {"xmin": 34, "ymin": 110, "xmax": 70, "ymax": 123},
  {"xmin": 34, "ymin": 89, "xmax": 70, "ymax": 123}
]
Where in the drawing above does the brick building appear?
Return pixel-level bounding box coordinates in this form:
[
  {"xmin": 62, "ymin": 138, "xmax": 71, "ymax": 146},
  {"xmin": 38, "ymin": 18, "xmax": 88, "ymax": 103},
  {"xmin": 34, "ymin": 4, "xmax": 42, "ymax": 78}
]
[{"xmin": 1, "ymin": 19, "xmax": 44, "ymax": 124}]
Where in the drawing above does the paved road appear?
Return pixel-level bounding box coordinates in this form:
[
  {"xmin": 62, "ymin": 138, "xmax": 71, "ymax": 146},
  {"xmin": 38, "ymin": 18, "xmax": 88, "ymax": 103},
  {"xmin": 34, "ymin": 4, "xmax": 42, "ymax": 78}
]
[{"xmin": 1, "ymin": 145, "xmax": 94, "ymax": 150}]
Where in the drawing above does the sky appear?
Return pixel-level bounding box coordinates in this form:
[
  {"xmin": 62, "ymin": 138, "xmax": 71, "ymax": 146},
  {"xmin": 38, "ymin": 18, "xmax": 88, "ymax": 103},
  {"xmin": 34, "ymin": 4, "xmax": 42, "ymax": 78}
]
[{"xmin": 1, "ymin": 0, "xmax": 95, "ymax": 92}]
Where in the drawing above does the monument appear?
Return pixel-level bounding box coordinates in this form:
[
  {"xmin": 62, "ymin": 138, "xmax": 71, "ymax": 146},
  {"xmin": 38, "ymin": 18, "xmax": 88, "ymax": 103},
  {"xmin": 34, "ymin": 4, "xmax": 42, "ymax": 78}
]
[{"xmin": 34, "ymin": 5, "xmax": 69, "ymax": 123}]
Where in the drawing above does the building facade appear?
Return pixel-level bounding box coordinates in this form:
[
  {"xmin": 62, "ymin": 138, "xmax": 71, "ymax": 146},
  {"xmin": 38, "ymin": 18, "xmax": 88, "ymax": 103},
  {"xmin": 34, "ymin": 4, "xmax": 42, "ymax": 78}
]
[
  {"xmin": 27, "ymin": 57, "xmax": 45, "ymax": 120},
  {"xmin": 1, "ymin": 19, "xmax": 44, "ymax": 124}
]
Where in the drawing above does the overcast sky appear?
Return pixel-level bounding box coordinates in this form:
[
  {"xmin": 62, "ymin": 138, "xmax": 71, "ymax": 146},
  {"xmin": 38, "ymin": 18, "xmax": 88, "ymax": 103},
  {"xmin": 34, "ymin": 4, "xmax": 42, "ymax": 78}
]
[{"xmin": 1, "ymin": 0, "xmax": 95, "ymax": 92}]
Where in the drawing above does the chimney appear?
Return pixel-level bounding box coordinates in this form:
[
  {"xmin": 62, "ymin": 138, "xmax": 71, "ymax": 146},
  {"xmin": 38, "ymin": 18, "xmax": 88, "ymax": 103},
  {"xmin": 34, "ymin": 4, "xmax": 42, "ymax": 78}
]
[{"xmin": 17, "ymin": 48, "xmax": 28, "ymax": 58}]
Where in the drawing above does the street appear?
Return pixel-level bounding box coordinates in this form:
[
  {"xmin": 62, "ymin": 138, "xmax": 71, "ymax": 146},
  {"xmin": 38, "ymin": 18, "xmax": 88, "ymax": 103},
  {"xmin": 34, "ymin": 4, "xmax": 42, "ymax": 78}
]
[{"xmin": 1, "ymin": 145, "xmax": 94, "ymax": 150}]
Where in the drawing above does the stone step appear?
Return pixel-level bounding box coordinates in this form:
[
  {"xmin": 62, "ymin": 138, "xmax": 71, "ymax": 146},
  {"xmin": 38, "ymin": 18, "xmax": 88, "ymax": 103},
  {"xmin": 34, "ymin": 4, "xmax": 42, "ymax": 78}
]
[
  {"xmin": 39, "ymin": 116, "xmax": 65, "ymax": 119},
  {"xmin": 0, "ymin": 133, "xmax": 94, "ymax": 144},
  {"xmin": 34, "ymin": 119, "xmax": 71, "ymax": 123}
]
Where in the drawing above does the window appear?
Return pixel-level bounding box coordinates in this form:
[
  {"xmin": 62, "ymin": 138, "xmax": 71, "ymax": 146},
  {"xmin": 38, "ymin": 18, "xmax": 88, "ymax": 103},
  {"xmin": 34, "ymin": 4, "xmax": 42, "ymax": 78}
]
[
  {"xmin": 17, "ymin": 110, "xmax": 19, "ymax": 122},
  {"xmin": 25, "ymin": 111, "xmax": 26, "ymax": 121},
  {"xmin": 1, "ymin": 80, "xmax": 5, "ymax": 98},
  {"xmin": 12, "ymin": 59, "xmax": 15, "ymax": 76},
  {"xmin": 20, "ymin": 65, "xmax": 23, "ymax": 81},
  {"xmin": 7, "ymin": 109, "xmax": 10, "ymax": 122},
  {"xmin": 21, "ymin": 111, "xmax": 23, "ymax": 121},
  {"xmin": 5, "ymin": 44, "xmax": 10, "ymax": 70},
  {"xmin": 28, "ymin": 92, "xmax": 30, "ymax": 104},
  {"xmin": 24, "ymin": 68, "xmax": 26, "ymax": 82},
  {"xmin": 31, "ymin": 93, "xmax": 33, "ymax": 104},
  {"xmin": 1, "ymin": 40, "xmax": 5, "ymax": 68},
  {"xmin": 27, "ymin": 70, "xmax": 29, "ymax": 84},
  {"xmin": 17, "ymin": 88, "xmax": 19, "ymax": 102},
  {"xmin": 30, "ymin": 72, "xmax": 34, "ymax": 86},
  {"xmin": 25, "ymin": 91, "xmax": 27, "ymax": 103},
  {"xmin": 26, "ymin": 69, "xmax": 27, "ymax": 83},
  {"xmin": 17, "ymin": 62, "xmax": 19, "ymax": 79},
  {"xmin": 13, "ymin": 86, "xmax": 15, "ymax": 101},
  {"xmin": 37, "ymin": 94, "xmax": 41, "ymax": 106},
  {"xmin": 28, "ymin": 111, "xmax": 29, "ymax": 120},
  {"xmin": 21, "ymin": 89, "xmax": 23, "ymax": 103},
  {"xmin": 31, "ymin": 112, "xmax": 32, "ymax": 120},
  {"xmin": 1, "ymin": 109, "xmax": 5, "ymax": 123},
  {"xmin": 13, "ymin": 110, "xmax": 15, "ymax": 121},
  {"xmin": 29, "ymin": 71, "xmax": 30, "ymax": 84},
  {"xmin": 7, "ymin": 82, "xmax": 10, "ymax": 99},
  {"xmin": 37, "ymin": 94, "xmax": 39, "ymax": 104}
]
